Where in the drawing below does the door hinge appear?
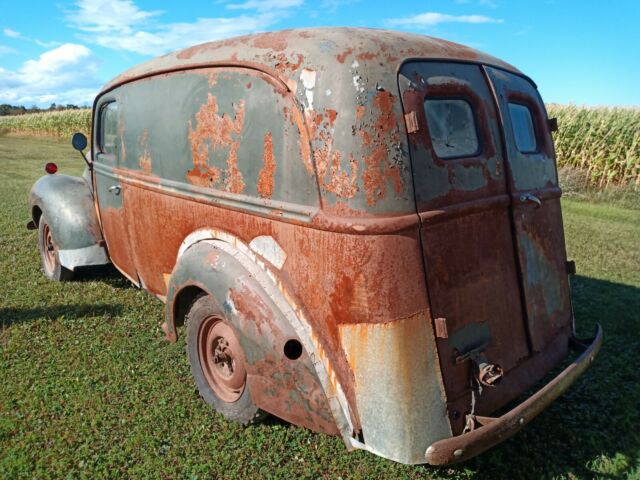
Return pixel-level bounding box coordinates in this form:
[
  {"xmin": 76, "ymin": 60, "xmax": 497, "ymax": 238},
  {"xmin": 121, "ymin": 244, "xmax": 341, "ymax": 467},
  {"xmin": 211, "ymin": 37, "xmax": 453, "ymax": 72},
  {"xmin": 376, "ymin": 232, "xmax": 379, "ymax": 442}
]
[
  {"xmin": 434, "ymin": 317, "xmax": 448, "ymax": 339},
  {"xmin": 404, "ymin": 111, "xmax": 419, "ymax": 133}
]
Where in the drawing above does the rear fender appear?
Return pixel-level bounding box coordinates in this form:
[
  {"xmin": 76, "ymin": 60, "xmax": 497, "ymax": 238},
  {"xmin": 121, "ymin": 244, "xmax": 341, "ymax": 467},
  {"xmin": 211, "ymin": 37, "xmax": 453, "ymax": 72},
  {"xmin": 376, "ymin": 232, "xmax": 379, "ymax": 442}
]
[
  {"xmin": 165, "ymin": 237, "xmax": 355, "ymax": 442},
  {"xmin": 29, "ymin": 173, "xmax": 109, "ymax": 269}
]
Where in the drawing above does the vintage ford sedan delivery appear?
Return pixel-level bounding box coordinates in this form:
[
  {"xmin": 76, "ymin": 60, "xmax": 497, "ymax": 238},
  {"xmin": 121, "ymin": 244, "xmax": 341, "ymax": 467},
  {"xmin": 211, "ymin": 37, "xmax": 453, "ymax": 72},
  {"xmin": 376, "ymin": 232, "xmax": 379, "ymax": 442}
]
[{"xmin": 27, "ymin": 28, "xmax": 602, "ymax": 465}]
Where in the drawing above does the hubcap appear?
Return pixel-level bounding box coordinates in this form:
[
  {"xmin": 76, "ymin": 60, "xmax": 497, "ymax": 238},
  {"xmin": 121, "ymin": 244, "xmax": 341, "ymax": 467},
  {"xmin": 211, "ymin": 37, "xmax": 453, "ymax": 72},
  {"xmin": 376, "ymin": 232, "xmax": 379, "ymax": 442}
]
[
  {"xmin": 41, "ymin": 223, "xmax": 56, "ymax": 274},
  {"xmin": 198, "ymin": 317, "xmax": 246, "ymax": 402}
]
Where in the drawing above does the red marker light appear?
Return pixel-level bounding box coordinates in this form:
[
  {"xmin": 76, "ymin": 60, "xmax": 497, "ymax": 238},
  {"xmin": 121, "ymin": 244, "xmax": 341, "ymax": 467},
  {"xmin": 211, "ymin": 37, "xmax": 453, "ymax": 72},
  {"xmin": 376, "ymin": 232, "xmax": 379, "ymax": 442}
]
[{"xmin": 45, "ymin": 163, "xmax": 58, "ymax": 174}]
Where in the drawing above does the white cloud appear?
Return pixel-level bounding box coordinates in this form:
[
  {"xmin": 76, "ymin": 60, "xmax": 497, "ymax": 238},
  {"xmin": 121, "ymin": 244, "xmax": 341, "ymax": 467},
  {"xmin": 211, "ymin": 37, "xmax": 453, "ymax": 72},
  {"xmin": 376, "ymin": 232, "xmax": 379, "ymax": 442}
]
[
  {"xmin": 3, "ymin": 28, "xmax": 21, "ymax": 38},
  {"xmin": 3, "ymin": 27, "xmax": 61, "ymax": 49},
  {"xmin": 77, "ymin": 15, "xmax": 275, "ymax": 56},
  {"xmin": 386, "ymin": 12, "xmax": 503, "ymax": 28},
  {"xmin": 0, "ymin": 43, "xmax": 100, "ymax": 106},
  {"xmin": 67, "ymin": 0, "xmax": 290, "ymax": 56}
]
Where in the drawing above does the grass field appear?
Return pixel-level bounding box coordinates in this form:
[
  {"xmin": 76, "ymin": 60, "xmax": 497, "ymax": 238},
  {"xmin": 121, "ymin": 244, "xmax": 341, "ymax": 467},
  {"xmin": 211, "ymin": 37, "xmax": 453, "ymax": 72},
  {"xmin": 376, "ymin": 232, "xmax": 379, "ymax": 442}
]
[{"xmin": 1, "ymin": 136, "xmax": 639, "ymax": 479}]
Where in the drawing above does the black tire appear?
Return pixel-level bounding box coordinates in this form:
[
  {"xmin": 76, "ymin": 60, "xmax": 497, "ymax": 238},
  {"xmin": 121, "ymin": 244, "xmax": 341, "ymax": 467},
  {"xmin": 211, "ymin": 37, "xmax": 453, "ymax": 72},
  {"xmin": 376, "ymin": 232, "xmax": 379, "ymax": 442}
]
[
  {"xmin": 186, "ymin": 294, "xmax": 266, "ymax": 425},
  {"xmin": 38, "ymin": 214, "xmax": 74, "ymax": 281}
]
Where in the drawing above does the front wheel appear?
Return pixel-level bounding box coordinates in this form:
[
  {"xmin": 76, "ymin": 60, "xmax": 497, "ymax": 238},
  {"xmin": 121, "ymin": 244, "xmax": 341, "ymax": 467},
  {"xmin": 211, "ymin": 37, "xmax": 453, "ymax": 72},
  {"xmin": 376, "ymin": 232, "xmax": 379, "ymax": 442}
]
[
  {"xmin": 186, "ymin": 294, "xmax": 266, "ymax": 425},
  {"xmin": 38, "ymin": 214, "xmax": 73, "ymax": 281}
]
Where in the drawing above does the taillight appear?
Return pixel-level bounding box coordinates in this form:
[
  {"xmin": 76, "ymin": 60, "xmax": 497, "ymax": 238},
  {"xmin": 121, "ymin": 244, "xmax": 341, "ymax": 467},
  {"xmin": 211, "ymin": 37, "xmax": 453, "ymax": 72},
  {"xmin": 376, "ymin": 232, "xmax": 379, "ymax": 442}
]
[{"xmin": 45, "ymin": 163, "xmax": 58, "ymax": 174}]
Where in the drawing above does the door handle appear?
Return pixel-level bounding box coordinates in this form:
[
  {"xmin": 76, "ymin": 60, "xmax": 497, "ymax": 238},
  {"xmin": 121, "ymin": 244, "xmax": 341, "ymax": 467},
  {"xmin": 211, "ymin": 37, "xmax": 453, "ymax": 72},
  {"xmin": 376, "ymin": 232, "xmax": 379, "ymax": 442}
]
[
  {"xmin": 108, "ymin": 185, "xmax": 121, "ymax": 195},
  {"xmin": 519, "ymin": 193, "xmax": 541, "ymax": 208}
]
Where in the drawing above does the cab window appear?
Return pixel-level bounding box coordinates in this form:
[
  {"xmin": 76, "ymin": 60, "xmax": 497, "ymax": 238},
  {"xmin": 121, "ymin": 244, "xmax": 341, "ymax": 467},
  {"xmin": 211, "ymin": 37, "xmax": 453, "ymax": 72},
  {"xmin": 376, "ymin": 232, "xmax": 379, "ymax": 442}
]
[
  {"xmin": 99, "ymin": 102, "xmax": 118, "ymax": 157},
  {"xmin": 508, "ymin": 102, "xmax": 537, "ymax": 153},
  {"xmin": 424, "ymin": 98, "xmax": 479, "ymax": 159}
]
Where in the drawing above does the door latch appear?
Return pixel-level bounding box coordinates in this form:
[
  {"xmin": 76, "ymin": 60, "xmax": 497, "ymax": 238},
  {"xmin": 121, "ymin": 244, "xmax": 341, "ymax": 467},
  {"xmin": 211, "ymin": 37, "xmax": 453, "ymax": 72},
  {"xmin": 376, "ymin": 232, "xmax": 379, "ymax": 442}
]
[
  {"xmin": 519, "ymin": 193, "xmax": 541, "ymax": 208},
  {"xmin": 108, "ymin": 185, "xmax": 121, "ymax": 196}
]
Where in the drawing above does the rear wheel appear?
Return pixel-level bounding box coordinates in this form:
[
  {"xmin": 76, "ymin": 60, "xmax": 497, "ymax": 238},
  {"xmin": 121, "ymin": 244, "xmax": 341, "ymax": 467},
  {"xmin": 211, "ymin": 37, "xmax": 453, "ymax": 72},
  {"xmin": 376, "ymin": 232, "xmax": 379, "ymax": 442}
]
[
  {"xmin": 38, "ymin": 214, "xmax": 73, "ymax": 281},
  {"xmin": 186, "ymin": 294, "xmax": 266, "ymax": 425}
]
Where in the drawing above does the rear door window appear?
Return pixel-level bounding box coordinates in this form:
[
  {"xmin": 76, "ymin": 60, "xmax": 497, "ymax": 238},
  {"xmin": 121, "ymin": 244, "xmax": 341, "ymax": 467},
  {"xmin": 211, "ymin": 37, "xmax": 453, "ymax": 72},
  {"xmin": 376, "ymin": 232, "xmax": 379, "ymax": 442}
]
[
  {"xmin": 508, "ymin": 102, "xmax": 537, "ymax": 153},
  {"xmin": 424, "ymin": 98, "xmax": 479, "ymax": 159}
]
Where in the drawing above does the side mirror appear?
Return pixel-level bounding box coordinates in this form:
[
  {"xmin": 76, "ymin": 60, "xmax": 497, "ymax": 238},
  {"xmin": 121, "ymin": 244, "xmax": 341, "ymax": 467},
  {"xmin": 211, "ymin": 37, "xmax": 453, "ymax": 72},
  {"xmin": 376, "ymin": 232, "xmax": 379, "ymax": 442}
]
[
  {"xmin": 72, "ymin": 132, "xmax": 88, "ymax": 151},
  {"xmin": 71, "ymin": 132, "xmax": 91, "ymax": 169}
]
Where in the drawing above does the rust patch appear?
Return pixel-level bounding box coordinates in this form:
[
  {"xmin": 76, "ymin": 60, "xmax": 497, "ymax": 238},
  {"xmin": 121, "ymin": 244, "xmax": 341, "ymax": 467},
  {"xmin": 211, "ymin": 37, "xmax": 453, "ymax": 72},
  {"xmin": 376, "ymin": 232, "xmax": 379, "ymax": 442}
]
[
  {"xmin": 314, "ymin": 110, "xmax": 359, "ymax": 199},
  {"xmin": 138, "ymin": 128, "xmax": 152, "ymax": 175},
  {"xmin": 359, "ymin": 90, "xmax": 404, "ymax": 205},
  {"xmin": 208, "ymin": 72, "xmax": 217, "ymax": 86},
  {"xmin": 274, "ymin": 53, "xmax": 304, "ymax": 73},
  {"xmin": 336, "ymin": 47, "xmax": 353, "ymax": 63},
  {"xmin": 187, "ymin": 93, "xmax": 245, "ymax": 193},
  {"xmin": 356, "ymin": 51, "xmax": 377, "ymax": 61},
  {"xmin": 258, "ymin": 132, "xmax": 276, "ymax": 198},
  {"xmin": 246, "ymin": 81, "xmax": 252, "ymax": 89},
  {"xmin": 288, "ymin": 106, "xmax": 314, "ymax": 174},
  {"xmin": 251, "ymin": 30, "xmax": 292, "ymax": 51}
]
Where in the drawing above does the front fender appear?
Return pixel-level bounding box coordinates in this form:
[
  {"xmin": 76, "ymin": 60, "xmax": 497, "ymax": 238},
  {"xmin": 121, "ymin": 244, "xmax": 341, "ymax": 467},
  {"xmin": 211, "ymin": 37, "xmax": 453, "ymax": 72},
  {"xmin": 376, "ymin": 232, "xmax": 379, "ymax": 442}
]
[
  {"xmin": 29, "ymin": 173, "xmax": 108, "ymax": 269},
  {"xmin": 166, "ymin": 240, "xmax": 350, "ymax": 438}
]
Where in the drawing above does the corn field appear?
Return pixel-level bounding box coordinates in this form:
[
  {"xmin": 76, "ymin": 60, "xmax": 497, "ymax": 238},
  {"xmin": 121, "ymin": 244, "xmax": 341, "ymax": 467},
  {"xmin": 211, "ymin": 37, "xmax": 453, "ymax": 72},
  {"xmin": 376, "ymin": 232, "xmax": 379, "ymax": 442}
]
[
  {"xmin": 0, "ymin": 109, "xmax": 91, "ymax": 139},
  {"xmin": 547, "ymin": 105, "xmax": 640, "ymax": 187},
  {"xmin": 1, "ymin": 105, "xmax": 638, "ymax": 187}
]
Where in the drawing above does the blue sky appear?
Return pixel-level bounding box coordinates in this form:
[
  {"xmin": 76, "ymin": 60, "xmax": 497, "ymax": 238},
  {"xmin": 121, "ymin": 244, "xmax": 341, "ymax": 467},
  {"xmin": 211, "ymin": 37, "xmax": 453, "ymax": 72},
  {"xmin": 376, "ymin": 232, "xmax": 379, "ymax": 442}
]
[{"xmin": 1, "ymin": 0, "xmax": 638, "ymax": 107}]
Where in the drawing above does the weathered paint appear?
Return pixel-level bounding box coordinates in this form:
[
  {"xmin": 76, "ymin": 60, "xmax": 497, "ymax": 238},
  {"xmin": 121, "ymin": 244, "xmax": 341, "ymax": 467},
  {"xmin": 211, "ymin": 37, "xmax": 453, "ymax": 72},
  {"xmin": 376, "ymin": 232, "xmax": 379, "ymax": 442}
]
[
  {"xmin": 28, "ymin": 173, "xmax": 109, "ymax": 269},
  {"xmin": 339, "ymin": 312, "xmax": 451, "ymax": 464},
  {"xmin": 98, "ymin": 28, "xmax": 523, "ymax": 216}
]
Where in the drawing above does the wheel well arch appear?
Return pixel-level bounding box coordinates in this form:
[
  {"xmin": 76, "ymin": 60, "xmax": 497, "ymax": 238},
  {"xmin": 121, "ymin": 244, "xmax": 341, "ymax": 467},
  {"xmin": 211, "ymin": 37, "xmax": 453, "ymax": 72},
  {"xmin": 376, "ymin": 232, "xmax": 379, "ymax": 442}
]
[{"xmin": 172, "ymin": 284, "xmax": 207, "ymax": 330}]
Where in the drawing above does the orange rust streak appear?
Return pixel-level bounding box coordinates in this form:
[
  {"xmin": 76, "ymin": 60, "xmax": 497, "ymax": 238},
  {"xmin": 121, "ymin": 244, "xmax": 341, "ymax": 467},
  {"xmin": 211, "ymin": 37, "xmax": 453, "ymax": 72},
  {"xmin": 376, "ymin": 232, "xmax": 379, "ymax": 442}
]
[
  {"xmin": 258, "ymin": 132, "xmax": 276, "ymax": 198},
  {"xmin": 187, "ymin": 94, "xmax": 246, "ymax": 193}
]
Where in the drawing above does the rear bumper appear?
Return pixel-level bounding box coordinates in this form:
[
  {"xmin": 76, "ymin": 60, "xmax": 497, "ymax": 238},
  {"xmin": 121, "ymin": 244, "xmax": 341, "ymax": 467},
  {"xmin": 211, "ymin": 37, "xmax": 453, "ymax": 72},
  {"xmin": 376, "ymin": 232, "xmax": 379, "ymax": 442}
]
[{"xmin": 425, "ymin": 323, "xmax": 603, "ymax": 465}]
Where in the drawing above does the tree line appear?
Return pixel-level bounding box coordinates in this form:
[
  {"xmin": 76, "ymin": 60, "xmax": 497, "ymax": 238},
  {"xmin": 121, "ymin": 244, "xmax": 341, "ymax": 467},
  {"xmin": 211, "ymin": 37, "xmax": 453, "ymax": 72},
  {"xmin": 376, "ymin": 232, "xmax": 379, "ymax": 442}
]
[{"xmin": 0, "ymin": 103, "xmax": 85, "ymax": 116}]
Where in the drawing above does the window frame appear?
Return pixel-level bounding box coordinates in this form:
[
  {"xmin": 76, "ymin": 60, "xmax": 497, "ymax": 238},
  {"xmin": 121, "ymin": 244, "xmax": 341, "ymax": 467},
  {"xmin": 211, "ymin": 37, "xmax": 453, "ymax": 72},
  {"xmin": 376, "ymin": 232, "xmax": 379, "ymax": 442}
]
[
  {"xmin": 423, "ymin": 95, "xmax": 483, "ymax": 161},
  {"xmin": 97, "ymin": 100, "xmax": 118, "ymax": 157},
  {"xmin": 507, "ymin": 100, "xmax": 539, "ymax": 155}
]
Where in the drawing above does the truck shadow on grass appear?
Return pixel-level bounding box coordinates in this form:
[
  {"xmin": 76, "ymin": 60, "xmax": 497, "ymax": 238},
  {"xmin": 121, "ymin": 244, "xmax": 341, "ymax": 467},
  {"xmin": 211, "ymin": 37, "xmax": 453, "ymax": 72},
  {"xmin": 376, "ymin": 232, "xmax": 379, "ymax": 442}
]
[
  {"xmin": 0, "ymin": 304, "xmax": 123, "ymax": 328},
  {"xmin": 445, "ymin": 275, "xmax": 640, "ymax": 479},
  {"xmin": 71, "ymin": 263, "xmax": 132, "ymax": 289}
]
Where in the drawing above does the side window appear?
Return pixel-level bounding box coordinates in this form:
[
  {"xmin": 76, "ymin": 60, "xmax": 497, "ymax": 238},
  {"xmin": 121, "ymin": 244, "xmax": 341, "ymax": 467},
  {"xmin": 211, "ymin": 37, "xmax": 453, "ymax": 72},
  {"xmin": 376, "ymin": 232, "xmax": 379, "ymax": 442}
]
[
  {"xmin": 99, "ymin": 102, "xmax": 118, "ymax": 157},
  {"xmin": 508, "ymin": 102, "xmax": 537, "ymax": 153},
  {"xmin": 424, "ymin": 98, "xmax": 479, "ymax": 159}
]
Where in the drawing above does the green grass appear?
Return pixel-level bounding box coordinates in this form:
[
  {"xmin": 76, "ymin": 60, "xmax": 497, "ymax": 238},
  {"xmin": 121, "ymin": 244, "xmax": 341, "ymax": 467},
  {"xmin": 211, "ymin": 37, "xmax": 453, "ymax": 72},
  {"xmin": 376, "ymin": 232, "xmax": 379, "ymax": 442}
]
[{"xmin": 1, "ymin": 135, "xmax": 639, "ymax": 479}]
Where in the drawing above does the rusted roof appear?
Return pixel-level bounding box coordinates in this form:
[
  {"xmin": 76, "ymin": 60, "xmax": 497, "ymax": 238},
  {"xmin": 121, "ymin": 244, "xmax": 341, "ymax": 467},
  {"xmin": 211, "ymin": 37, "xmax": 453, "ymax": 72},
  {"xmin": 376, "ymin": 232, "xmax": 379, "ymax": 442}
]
[{"xmin": 101, "ymin": 27, "xmax": 520, "ymax": 94}]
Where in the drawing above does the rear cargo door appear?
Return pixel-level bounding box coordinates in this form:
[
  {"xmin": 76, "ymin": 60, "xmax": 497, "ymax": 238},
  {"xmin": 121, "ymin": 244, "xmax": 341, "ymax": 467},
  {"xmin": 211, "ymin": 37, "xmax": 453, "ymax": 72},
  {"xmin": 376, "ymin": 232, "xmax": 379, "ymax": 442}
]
[
  {"xmin": 398, "ymin": 62, "xmax": 531, "ymax": 411},
  {"xmin": 484, "ymin": 67, "xmax": 572, "ymax": 352}
]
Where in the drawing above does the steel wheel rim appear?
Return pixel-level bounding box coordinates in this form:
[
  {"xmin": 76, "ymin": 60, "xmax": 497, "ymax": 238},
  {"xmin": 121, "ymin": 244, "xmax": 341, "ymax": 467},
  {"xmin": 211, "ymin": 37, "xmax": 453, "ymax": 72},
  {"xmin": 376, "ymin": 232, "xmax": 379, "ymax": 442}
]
[
  {"xmin": 41, "ymin": 223, "xmax": 56, "ymax": 274},
  {"xmin": 198, "ymin": 316, "xmax": 246, "ymax": 402}
]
